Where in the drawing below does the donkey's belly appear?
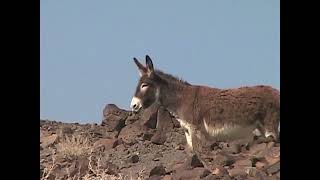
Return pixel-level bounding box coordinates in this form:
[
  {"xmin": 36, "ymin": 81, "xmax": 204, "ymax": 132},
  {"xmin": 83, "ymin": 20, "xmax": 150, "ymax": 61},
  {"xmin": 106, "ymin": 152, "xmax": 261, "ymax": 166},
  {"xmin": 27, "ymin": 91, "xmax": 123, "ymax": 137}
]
[{"xmin": 203, "ymin": 119, "xmax": 257, "ymax": 140}]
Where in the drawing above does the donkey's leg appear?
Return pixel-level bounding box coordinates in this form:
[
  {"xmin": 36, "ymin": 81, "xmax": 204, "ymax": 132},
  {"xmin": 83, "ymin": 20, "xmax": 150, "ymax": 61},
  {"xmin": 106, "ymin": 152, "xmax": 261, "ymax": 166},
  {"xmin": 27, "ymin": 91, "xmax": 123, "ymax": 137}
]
[
  {"xmin": 262, "ymin": 109, "xmax": 280, "ymax": 142},
  {"xmin": 190, "ymin": 128, "xmax": 221, "ymax": 171},
  {"xmin": 185, "ymin": 128, "xmax": 194, "ymax": 154}
]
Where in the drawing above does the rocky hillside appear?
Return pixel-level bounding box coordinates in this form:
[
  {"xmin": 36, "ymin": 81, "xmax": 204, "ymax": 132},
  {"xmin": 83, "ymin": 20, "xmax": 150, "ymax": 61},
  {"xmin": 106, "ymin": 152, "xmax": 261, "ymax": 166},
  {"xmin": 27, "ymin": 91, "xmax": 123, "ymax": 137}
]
[{"xmin": 40, "ymin": 104, "xmax": 280, "ymax": 180}]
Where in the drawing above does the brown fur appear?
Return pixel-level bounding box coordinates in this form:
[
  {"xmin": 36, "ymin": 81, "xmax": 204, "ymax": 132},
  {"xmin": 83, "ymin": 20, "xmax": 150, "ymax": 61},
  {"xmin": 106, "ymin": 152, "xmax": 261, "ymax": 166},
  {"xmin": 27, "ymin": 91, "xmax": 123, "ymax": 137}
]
[{"xmin": 131, "ymin": 55, "xmax": 280, "ymax": 152}]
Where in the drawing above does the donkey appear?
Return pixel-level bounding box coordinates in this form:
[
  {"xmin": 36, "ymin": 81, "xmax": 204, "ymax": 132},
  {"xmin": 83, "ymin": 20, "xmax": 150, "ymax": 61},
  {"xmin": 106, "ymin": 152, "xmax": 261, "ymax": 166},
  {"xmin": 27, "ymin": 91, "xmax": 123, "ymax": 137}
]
[{"xmin": 130, "ymin": 55, "xmax": 280, "ymax": 153}]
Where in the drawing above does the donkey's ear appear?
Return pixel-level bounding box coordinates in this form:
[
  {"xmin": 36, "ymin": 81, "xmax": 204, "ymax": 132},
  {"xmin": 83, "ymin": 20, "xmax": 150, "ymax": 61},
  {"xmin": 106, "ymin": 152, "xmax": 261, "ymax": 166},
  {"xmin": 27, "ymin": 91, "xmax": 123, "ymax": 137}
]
[
  {"xmin": 133, "ymin": 58, "xmax": 147, "ymax": 77},
  {"xmin": 145, "ymin": 55, "xmax": 154, "ymax": 75}
]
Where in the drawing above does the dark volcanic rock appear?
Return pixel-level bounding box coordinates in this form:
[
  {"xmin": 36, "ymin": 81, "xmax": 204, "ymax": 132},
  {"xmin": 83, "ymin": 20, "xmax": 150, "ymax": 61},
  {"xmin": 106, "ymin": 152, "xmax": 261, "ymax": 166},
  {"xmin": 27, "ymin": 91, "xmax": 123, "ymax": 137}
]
[
  {"xmin": 267, "ymin": 161, "xmax": 280, "ymax": 175},
  {"xmin": 190, "ymin": 154, "xmax": 204, "ymax": 168},
  {"xmin": 93, "ymin": 138, "xmax": 121, "ymax": 151},
  {"xmin": 172, "ymin": 167, "xmax": 211, "ymax": 180},
  {"xmin": 147, "ymin": 175, "xmax": 163, "ymax": 180},
  {"xmin": 141, "ymin": 103, "xmax": 160, "ymax": 129},
  {"xmin": 131, "ymin": 154, "xmax": 139, "ymax": 163},
  {"xmin": 118, "ymin": 123, "xmax": 145, "ymax": 145},
  {"xmin": 149, "ymin": 165, "xmax": 166, "ymax": 177},
  {"xmin": 101, "ymin": 104, "xmax": 130, "ymax": 132}
]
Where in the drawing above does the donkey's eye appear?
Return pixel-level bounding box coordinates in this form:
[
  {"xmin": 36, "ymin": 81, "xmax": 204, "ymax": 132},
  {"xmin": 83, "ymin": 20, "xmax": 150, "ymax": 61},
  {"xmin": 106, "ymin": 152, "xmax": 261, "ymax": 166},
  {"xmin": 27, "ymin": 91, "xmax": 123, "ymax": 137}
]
[{"xmin": 141, "ymin": 83, "xmax": 148, "ymax": 89}]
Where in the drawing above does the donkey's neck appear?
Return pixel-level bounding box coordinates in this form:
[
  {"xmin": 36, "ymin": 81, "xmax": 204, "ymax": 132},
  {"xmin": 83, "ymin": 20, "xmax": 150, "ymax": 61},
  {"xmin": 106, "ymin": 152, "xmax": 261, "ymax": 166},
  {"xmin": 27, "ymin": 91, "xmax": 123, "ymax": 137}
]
[{"xmin": 158, "ymin": 81, "xmax": 193, "ymax": 119}]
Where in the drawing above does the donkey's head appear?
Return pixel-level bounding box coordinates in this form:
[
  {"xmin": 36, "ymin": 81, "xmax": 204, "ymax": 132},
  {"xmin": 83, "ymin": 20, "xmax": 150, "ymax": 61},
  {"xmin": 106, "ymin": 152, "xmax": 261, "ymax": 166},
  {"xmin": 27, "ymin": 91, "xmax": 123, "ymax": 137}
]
[{"xmin": 130, "ymin": 55, "xmax": 166, "ymax": 112}]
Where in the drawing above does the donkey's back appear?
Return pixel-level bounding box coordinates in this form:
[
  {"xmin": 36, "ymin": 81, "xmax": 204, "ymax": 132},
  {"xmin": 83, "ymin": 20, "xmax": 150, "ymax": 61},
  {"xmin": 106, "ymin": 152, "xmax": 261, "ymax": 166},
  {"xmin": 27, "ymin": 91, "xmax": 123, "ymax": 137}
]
[{"xmin": 191, "ymin": 85, "xmax": 280, "ymax": 141}]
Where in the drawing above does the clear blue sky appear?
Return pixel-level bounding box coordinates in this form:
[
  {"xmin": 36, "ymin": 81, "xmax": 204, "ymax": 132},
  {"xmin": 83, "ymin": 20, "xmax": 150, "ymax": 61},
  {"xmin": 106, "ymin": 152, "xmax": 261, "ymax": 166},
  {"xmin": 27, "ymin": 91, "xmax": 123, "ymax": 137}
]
[{"xmin": 40, "ymin": 0, "xmax": 280, "ymax": 123}]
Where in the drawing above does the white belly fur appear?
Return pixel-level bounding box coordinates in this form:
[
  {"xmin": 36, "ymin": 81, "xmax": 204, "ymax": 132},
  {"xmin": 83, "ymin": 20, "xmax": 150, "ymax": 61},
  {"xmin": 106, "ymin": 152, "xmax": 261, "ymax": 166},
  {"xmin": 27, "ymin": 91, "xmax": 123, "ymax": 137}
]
[
  {"xmin": 203, "ymin": 119, "xmax": 258, "ymax": 140},
  {"xmin": 177, "ymin": 117, "xmax": 261, "ymax": 150}
]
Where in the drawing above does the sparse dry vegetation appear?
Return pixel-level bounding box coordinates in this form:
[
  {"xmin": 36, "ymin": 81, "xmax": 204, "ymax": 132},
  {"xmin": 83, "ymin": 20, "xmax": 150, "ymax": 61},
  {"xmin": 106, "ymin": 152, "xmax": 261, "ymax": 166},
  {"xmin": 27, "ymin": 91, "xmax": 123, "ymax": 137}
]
[
  {"xmin": 41, "ymin": 150, "xmax": 142, "ymax": 180},
  {"xmin": 82, "ymin": 154, "xmax": 124, "ymax": 180},
  {"xmin": 41, "ymin": 150, "xmax": 57, "ymax": 180},
  {"xmin": 56, "ymin": 135, "xmax": 91, "ymax": 160}
]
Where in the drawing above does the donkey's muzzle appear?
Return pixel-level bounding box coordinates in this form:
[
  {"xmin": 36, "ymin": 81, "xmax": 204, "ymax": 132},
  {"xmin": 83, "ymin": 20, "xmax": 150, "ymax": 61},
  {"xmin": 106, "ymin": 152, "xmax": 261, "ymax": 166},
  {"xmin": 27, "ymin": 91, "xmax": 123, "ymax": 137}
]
[{"xmin": 130, "ymin": 96, "xmax": 142, "ymax": 112}]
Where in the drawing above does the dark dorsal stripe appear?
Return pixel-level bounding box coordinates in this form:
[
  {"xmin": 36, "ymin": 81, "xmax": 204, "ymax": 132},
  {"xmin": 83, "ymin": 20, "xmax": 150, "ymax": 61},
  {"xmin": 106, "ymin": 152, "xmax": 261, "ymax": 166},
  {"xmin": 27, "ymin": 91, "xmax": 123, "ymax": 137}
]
[{"xmin": 155, "ymin": 70, "xmax": 190, "ymax": 86}]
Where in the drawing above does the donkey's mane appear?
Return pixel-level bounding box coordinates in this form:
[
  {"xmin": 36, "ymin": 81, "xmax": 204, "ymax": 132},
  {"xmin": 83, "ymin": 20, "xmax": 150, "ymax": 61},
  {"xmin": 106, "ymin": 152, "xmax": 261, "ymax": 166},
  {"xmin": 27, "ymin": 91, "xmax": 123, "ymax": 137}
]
[{"xmin": 155, "ymin": 70, "xmax": 190, "ymax": 86}]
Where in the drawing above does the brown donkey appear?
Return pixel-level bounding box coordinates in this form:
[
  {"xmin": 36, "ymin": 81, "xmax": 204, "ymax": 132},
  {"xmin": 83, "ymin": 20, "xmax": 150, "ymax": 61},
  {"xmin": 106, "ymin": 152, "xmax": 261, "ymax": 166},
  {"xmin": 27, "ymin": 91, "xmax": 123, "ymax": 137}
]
[{"xmin": 130, "ymin": 55, "xmax": 280, "ymax": 154}]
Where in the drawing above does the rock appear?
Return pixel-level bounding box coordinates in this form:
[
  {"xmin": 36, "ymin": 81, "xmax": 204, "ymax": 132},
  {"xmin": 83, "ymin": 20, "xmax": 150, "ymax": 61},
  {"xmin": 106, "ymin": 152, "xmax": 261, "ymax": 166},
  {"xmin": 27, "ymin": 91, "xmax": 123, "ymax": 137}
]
[
  {"xmin": 201, "ymin": 174, "xmax": 217, "ymax": 180},
  {"xmin": 228, "ymin": 168, "xmax": 246, "ymax": 177},
  {"xmin": 266, "ymin": 161, "xmax": 280, "ymax": 175},
  {"xmin": 93, "ymin": 138, "xmax": 120, "ymax": 151},
  {"xmin": 227, "ymin": 159, "xmax": 252, "ymax": 177},
  {"xmin": 162, "ymin": 175, "xmax": 172, "ymax": 180},
  {"xmin": 151, "ymin": 132, "xmax": 167, "ymax": 145},
  {"xmin": 125, "ymin": 113, "xmax": 141, "ymax": 125},
  {"xmin": 249, "ymin": 143, "xmax": 268, "ymax": 159},
  {"xmin": 214, "ymin": 154, "xmax": 235, "ymax": 166},
  {"xmin": 200, "ymin": 169, "xmax": 212, "ymax": 178},
  {"xmin": 265, "ymin": 147, "xmax": 280, "ymax": 165},
  {"xmin": 149, "ymin": 165, "xmax": 166, "ymax": 177},
  {"xmin": 143, "ymin": 131, "xmax": 155, "ymax": 141},
  {"xmin": 131, "ymin": 155, "xmax": 139, "ymax": 163},
  {"xmin": 235, "ymin": 159, "xmax": 252, "ymax": 167},
  {"xmin": 141, "ymin": 103, "xmax": 160, "ymax": 129},
  {"xmin": 101, "ymin": 104, "xmax": 129, "ymax": 132},
  {"xmin": 118, "ymin": 124, "xmax": 144, "ymax": 145},
  {"xmin": 250, "ymin": 142, "xmax": 267, "ymax": 151},
  {"xmin": 211, "ymin": 166, "xmax": 228, "ymax": 176},
  {"xmin": 255, "ymin": 161, "xmax": 266, "ymax": 169},
  {"xmin": 147, "ymin": 175, "xmax": 163, "ymax": 180},
  {"xmin": 40, "ymin": 134, "xmax": 58, "ymax": 148},
  {"xmin": 245, "ymin": 167, "xmax": 258, "ymax": 177},
  {"xmin": 172, "ymin": 168, "xmax": 211, "ymax": 180},
  {"xmin": 231, "ymin": 174, "xmax": 248, "ymax": 180},
  {"xmin": 174, "ymin": 144, "xmax": 185, "ymax": 150},
  {"xmin": 190, "ymin": 154, "xmax": 204, "ymax": 168},
  {"xmin": 150, "ymin": 106, "xmax": 174, "ymax": 145},
  {"xmin": 153, "ymin": 153, "xmax": 163, "ymax": 161}
]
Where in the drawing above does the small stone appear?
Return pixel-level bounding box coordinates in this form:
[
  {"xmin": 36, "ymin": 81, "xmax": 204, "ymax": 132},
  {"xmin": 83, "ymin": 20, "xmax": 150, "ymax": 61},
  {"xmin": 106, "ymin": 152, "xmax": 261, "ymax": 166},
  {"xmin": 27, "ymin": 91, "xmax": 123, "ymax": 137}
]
[
  {"xmin": 143, "ymin": 133, "xmax": 154, "ymax": 141},
  {"xmin": 228, "ymin": 159, "xmax": 252, "ymax": 177},
  {"xmin": 151, "ymin": 132, "xmax": 167, "ymax": 145},
  {"xmin": 245, "ymin": 167, "xmax": 258, "ymax": 177},
  {"xmin": 265, "ymin": 147, "xmax": 280, "ymax": 165},
  {"xmin": 235, "ymin": 159, "xmax": 252, "ymax": 167},
  {"xmin": 190, "ymin": 154, "xmax": 204, "ymax": 168},
  {"xmin": 150, "ymin": 165, "xmax": 166, "ymax": 176},
  {"xmin": 228, "ymin": 168, "xmax": 247, "ymax": 177},
  {"xmin": 255, "ymin": 162, "xmax": 266, "ymax": 169},
  {"xmin": 131, "ymin": 155, "xmax": 139, "ymax": 163},
  {"xmin": 250, "ymin": 143, "xmax": 267, "ymax": 154},
  {"xmin": 147, "ymin": 175, "xmax": 163, "ymax": 180},
  {"xmin": 175, "ymin": 144, "xmax": 185, "ymax": 150},
  {"xmin": 93, "ymin": 138, "xmax": 120, "ymax": 151},
  {"xmin": 267, "ymin": 161, "xmax": 280, "ymax": 175},
  {"xmin": 162, "ymin": 175, "xmax": 172, "ymax": 180},
  {"xmin": 212, "ymin": 167, "xmax": 221, "ymax": 175},
  {"xmin": 200, "ymin": 169, "xmax": 211, "ymax": 178},
  {"xmin": 215, "ymin": 154, "xmax": 235, "ymax": 166}
]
